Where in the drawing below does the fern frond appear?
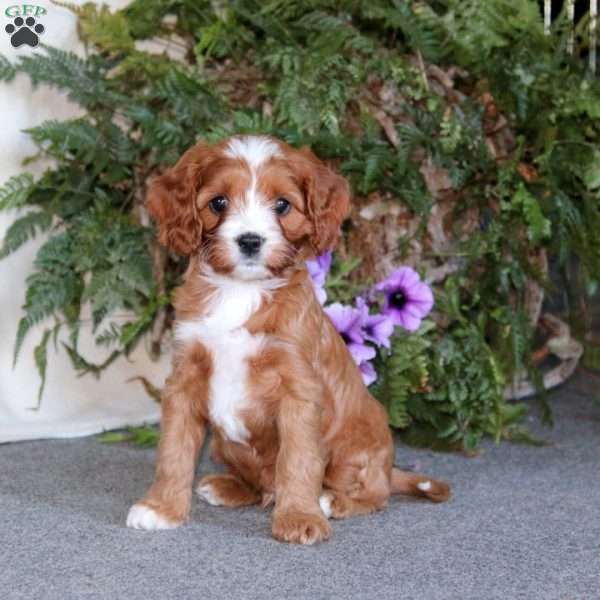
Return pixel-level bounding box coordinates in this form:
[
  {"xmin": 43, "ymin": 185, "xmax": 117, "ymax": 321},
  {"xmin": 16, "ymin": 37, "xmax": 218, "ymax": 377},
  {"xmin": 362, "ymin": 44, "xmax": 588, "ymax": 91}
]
[
  {"xmin": 0, "ymin": 210, "xmax": 53, "ymax": 258},
  {"xmin": 13, "ymin": 233, "xmax": 83, "ymax": 363},
  {"xmin": 76, "ymin": 3, "xmax": 134, "ymax": 52},
  {"xmin": 0, "ymin": 174, "xmax": 34, "ymax": 211},
  {"xmin": 15, "ymin": 47, "xmax": 125, "ymax": 109},
  {"xmin": 509, "ymin": 184, "xmax": 551, "ymax": 244},
  {"xmin": 26, "ymin": 119, "xmax": 101, "ymax": 160},
  {"xmin": 372, "ymin": 330, "xmax": 431, "ymax": 429},
  {"xmin": 33, "ymin": 329, "xmax": 52, "ymax": 406},
  {"xmin": 0, "ymin": 54, "xmax": 16, "ymax": 82}
]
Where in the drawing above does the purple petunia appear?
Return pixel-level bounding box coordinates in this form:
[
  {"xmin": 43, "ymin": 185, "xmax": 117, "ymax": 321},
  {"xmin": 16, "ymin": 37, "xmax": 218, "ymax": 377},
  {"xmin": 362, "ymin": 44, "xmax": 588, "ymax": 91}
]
[
  {"xmin": 306, "ymin": 251, "xmax": 332, "ymax": 305},
  {"xmin": 359, "ymin": 360, "xmax": 378, "ymax": 386},
  {"xmin": 324, "ymin": 302, "xmax": 376, "ymax": 376},
  {"xmin": 355, "ymin": 297, "xmax": 395, "ymax": 350},
  {"xmin": 324, "ymin": 301, "xmax": 379, "ymax": 386},
  {"xmin": 375, "ymin": 267, "xmax": 434, "ymax": 332},
  {"xmin": 312, "ymin": 255, "xmax": 434, "ymax": 387}
]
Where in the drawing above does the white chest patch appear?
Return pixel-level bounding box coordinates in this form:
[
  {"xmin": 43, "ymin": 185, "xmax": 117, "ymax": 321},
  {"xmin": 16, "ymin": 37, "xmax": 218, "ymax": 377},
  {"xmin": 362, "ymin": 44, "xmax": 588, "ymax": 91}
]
[{"xmin": 175, "ymin": 273, "xmax": 281, "ymax": 443}]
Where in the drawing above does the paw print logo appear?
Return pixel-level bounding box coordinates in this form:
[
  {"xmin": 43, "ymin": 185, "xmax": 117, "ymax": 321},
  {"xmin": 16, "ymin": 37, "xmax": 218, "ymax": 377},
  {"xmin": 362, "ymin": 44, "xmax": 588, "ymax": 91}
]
[{"xmin": 5, "ymin": 16, "xmax": 45, "ymax": 48}]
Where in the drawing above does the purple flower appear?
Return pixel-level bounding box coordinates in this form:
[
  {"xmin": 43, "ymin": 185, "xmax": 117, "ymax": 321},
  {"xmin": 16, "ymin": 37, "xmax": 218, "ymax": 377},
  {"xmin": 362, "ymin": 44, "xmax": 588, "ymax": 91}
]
[
  {"xmin": 307, "ymin": 251, "xmax": 332, "ymax": 286},
  {"xmin": 312, "ymin": 283, "xmax": 328, "ymax": 305},
  {"xmin": 348, "ymin": 341, "xmax": 377, "ymax": 365},
  {"xmin": 324, "ymin": 302, "xmax": 363, "ymax": 345},
  {"xmin": 359, "ymin": 360, "xmax": 377, "ymax": 386},
  {"xmin": 375, "ymin": 267, "xmax": 434, "ymax": 332},
  {"xmin": 355, "ymin": 297, "xmax": 395, "ymax": 349},
  {"xmin": 324, "ymin": 302, "xmax": 376, "ymax": 366},
  {"xmin": 306, "ymin": 251, "xmax": 332, "ymax": 305}
]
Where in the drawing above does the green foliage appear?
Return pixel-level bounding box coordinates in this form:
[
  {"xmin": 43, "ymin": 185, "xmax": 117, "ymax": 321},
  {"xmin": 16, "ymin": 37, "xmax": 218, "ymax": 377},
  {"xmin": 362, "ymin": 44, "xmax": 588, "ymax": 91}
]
[
  {"xmin": 14, "ymin": 232, "xmax": 84, "ymax": 363},
  {"xmin": 506, "ymin": 183, "xmax": 551, "ymax": 244},
  {"xmin": 33, "ymin": 328, "xmax": 52, "ymax": 406},
  {"xmin": 74, "ymin": 3, "xmax": 135, "ymax": 52},
  {"xmin": 0, "ymin": 174, "xmax": 34, "ymax": 210},
  {"xmin": 1, "ymin": 0, "xmax": 598, "ymax": 450},
  {"xmin": 441, "ymin": 0, "xmax": 546, "ymax": 66},
  {"xmin": 372, "ymin": 305, "xmax": 529, "ymax": 451},
  {"xmin": 372, "ymin": 325, "xmax": 433, "ymax": 429},
  {"xmin": 423, "ymin": 322, "xmax": 508, "ymax": 451},
  {"xmin": 325, "ymin": 256, "xmax": 364, "ymax": 304},
  {"xmin": 0, "ymin": 210, "xmax": 53, "ymax": 258},
  {"xmin": 14, "ymin": 46, "xmax": 126, "ymax": 110},
  {"xmin": 0, "ymin": 53, "xmax": 16, "ymax": 81},
  {"xmin": 98, "ymin": 425, "xmax": 160, "ymax": 447}
]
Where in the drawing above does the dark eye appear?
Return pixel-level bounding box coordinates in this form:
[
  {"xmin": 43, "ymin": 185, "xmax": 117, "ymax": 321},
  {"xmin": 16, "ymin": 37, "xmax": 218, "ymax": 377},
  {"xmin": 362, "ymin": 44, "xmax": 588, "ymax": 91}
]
[
  {"xmin": 274, "ymin": 197, "xmax": 291, "ymax": 216},
  {"xmin": 209, "ymin": 196, "xmax": 228, "ymax": 214}
]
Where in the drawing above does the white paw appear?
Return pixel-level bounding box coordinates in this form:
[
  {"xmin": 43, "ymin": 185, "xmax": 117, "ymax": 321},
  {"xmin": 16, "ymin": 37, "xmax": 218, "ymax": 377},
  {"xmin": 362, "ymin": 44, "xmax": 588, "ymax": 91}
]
[
  {"xmin": 126, "ymin": 504, "xmax": 180, "ymax": 530},
  {"xmin": 319, "ymin": 493, "xmax": 333, "ymax": 519},
  {"xmin": 417, "ymin": 480, "xmax": 432, "ymax": 492},
  {"xmin": 196, "ymin": 483, "xmax": 223, "ymax": 506}
]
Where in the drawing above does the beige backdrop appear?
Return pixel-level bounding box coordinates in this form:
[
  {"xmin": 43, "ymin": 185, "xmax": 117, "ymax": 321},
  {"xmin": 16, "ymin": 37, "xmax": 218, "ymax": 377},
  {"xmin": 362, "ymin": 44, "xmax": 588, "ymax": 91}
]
[{"xmin": 0, "ymin": 0, "xmax": 170, "ymax": 443}]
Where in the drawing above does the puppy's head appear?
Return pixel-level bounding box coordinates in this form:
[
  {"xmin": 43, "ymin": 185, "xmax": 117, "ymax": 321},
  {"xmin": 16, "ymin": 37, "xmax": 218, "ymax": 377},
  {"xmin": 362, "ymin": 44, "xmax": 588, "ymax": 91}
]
[{"xmin": 146, "ymin": 135, "xmax": 349, "ymax": 280}]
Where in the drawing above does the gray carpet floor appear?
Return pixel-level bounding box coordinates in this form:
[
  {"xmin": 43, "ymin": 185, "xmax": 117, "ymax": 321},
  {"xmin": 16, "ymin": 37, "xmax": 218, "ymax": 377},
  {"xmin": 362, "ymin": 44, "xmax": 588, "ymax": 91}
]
[{"xmin": 1, "ymin": 372, "xmax": 599, "ymax": 600}]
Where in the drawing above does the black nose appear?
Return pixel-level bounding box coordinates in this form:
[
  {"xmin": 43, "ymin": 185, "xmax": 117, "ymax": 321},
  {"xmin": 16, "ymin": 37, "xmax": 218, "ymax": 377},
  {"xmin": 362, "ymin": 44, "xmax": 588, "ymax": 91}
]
[{"xmin": 236, "ymin": 233, "xmax": 264, "ymax": 257}]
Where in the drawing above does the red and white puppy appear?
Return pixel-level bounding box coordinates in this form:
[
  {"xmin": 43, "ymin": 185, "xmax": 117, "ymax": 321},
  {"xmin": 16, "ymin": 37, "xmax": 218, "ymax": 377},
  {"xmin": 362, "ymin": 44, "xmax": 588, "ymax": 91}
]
[{"xmin": 126, "ymin": 135, "xmax": 450, "ymax": 544}]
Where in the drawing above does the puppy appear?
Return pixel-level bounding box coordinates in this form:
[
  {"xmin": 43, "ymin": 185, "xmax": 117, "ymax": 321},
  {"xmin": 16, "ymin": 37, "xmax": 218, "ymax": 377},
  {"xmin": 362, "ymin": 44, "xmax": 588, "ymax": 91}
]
[{"xmin": 126, "ymin": 135, "xmax": 450, "ymax": 544}]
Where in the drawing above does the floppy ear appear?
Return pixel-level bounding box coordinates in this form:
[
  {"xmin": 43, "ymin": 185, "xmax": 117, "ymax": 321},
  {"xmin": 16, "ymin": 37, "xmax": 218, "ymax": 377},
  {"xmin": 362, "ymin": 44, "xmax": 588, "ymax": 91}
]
[
  {"xmin": 145, "ymin": 144, "xmax": 213, "ymax": 256},
  {"xmin": 301, "ymin": 148, "xmax": 350, "ymax": 255}
]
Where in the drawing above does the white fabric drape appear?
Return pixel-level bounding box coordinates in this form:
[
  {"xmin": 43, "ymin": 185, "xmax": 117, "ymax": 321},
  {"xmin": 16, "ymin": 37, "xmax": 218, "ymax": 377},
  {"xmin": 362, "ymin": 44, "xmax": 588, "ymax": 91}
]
[{"xmin": 0, "ymin": 0, "xmax": 169, "ymax": 443}]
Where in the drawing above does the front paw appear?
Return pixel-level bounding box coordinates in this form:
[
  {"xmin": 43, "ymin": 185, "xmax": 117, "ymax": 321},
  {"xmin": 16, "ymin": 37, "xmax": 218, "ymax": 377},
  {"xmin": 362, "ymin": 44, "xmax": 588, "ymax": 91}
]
[
  {"xmin": 272, "ymin": 510, "xmax": 332, "ymax": 545},
  {"xmin": 126, "ymin": 503, "xmax": 183, "ymax": 531}
]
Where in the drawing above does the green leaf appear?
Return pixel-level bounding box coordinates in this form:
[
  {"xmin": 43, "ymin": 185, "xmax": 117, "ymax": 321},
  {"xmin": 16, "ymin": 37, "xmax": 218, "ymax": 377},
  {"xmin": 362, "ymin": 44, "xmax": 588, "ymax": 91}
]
[
  {"xmin": 0, "ymin": 54, "xmax": 16, "ymax": 82},
  {"xmin": 502, "ymin": 425, "xmax": 548, "ymax": 446},
  {"xmin": 0, "ymin": 210, "xmax": 53, "ymax": 258},
  {"xmin": 98, "ymin": 426, "xmax": 159, "ymax": 447},
  {"xmin": 97, "ymin": 431, "xmax": 130, "ymax": 444},
  {"xmin": 399, "ymin": 423, "xmax": 462, "ymax": 452},
  {"xmin": 15, "ymin": 46, "xmax": 126, "ymax": 109},
  {"xmin": 372, "ymin": 331, "xmax": 431, "ymax": 430},
  {"xmin": 62, "ymin": 343, "xmax": 120, "ymax": 378},
  {"xmin": 510, "ymin": 184, "xmax": 551, "ymax": 244},
  {"xmin": 0, "ymin": 174, "xmax": 34, "ymax": 211},
  {"xmin": 127, "ymin": 426, "xmax": 160, "ymax": 447},
  {"xmin": 127, "ymin": 376, "xmax": 162, "ymax": 403},
  {"xmin": 462, "ymin": 431, "xmax": 482, "ymax": 452},
  {"xmin": 583, "ymin": 151, "xmax": 600, "ymax": 190},
  {"xmin": 76, "ymin": 3, "xmax": 134, "ymax": 52},
  {"xmin": 33, "ymin": 329, "xmax": 52, "ymax": 407},
  {"xmin": 13, "ymin": 233, "xmax": 84, "ymax": 363}
]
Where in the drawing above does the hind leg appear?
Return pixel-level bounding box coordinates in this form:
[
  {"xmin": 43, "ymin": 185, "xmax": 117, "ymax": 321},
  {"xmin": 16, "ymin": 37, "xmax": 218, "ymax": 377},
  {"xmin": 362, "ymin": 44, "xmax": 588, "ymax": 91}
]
[
  {"xmin": 320, "ymin": 464, "xmax": 450, "ymax": 519},
  {"xmin": 196, "ymin": 474, "xmax": 261, "ymax": 508},
  {"xmin": 321, "ymin": 449, "xmax": 392, "ymax": 520}
]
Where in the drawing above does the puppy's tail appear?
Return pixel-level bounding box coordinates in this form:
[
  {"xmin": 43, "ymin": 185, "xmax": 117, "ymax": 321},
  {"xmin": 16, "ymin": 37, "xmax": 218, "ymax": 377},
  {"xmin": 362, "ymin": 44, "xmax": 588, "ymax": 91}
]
[{"xmin": 390, "ymin": 467, "xmax": 451, "ymax": 503}]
